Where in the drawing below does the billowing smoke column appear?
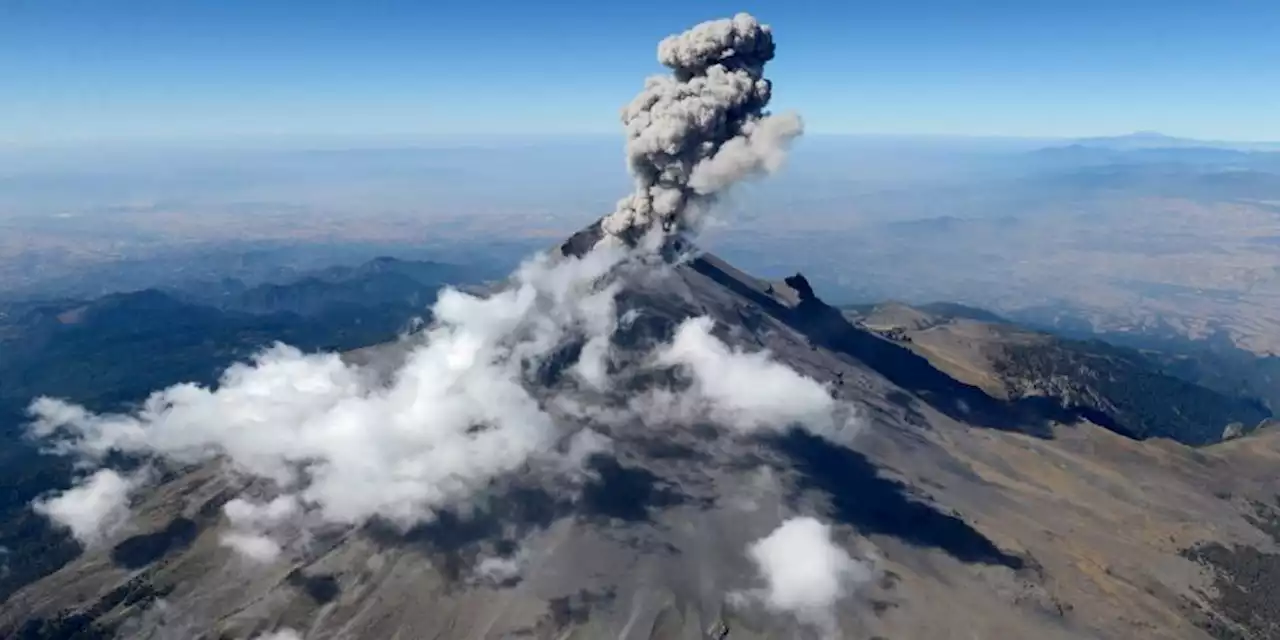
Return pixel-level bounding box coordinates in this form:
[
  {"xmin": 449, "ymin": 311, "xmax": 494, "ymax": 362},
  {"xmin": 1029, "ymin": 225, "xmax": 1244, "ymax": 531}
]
[{"xmin": 601, "ymin": 13, "xmax": 803, "ymax": 239}]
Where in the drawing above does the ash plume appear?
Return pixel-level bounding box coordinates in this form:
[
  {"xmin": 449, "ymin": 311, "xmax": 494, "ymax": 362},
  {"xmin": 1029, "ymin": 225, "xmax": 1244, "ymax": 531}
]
[{"xmin": 601, "ymin": 12, "xmax": 803, "ymax": 239}]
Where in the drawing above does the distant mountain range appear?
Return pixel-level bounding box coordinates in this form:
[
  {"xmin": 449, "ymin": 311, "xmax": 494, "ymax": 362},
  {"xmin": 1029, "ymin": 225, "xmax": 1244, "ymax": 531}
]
[
  {"xmin": 1018, "ymin": 131, "xmax": 1280, "ymax": 180},
  {"xmin": 1068, "ymin": 131, "xmax": 1280, "ymax": 152},
  {"xmin": 166, "ymin": 256, "xmax": 484, "ymax": 316},
  {"xmin": 0, "ymin": 256, "xmax": 491, "ymax": 435},
  {"xmin": 1030, "ymin": 136, "xmax": 1280, "ymax": 173}
]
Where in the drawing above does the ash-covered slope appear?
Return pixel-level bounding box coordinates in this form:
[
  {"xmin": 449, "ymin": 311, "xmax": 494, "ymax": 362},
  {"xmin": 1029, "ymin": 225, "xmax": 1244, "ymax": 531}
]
[{"xmin": 8, "ymin": 224, "xmax": 1280, "ymax": 640}]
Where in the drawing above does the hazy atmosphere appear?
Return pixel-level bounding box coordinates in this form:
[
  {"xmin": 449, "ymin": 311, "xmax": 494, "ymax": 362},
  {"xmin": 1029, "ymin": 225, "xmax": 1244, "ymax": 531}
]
[
  {"xmin": 6, "ymin": 2, "xmax": 1280, "ymax": 353},
  {"xmin": 6, "ymin": 132, "xmax": 1280, "ymax": 354}
]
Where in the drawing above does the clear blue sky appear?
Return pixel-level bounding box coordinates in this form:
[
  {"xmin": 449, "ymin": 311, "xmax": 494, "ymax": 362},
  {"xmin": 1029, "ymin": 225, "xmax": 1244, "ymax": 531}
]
[{"xmin": 4, "ymin": 0, "xmax": 1279, "ymax": 146}]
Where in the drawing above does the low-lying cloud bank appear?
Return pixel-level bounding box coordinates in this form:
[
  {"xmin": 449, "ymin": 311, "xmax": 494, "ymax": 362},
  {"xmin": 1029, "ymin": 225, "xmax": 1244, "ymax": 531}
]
[
  {"xmin": 28, "ymin": 243, "xmax": 628, "ymax": 549},
  {"xmin": 26, "ymin": 240, "xmax": 860, "ymax": 559}
]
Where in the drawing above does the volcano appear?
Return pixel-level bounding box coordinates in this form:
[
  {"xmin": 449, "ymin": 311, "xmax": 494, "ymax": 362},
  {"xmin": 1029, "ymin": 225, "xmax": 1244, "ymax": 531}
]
[{"xmin": 5, "ymin": 222, "xmax": 1280, "ymax": 640}]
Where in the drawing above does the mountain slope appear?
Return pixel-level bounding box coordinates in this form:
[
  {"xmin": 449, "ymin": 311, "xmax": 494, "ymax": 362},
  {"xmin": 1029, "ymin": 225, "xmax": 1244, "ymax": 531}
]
[
  {"xmin": 4, "ymin": 227, "xmax": 1280, "ymax": 639},
  {"xmin": 843, "ymin": 302, "xmax": 1272, "ymax": 445}
]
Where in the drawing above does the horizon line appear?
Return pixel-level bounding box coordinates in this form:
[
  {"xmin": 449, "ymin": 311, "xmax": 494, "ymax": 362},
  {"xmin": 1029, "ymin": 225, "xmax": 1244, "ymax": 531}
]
[{"xmin": 3, "ymin": 130, "xmax": 1279, "ymax": 153}]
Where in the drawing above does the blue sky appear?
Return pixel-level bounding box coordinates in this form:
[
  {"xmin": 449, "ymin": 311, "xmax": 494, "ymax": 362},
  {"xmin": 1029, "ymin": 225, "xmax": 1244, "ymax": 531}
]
[{"xmin": 4, "ymin": 0, "xmax": 1279, "ymax": 146}]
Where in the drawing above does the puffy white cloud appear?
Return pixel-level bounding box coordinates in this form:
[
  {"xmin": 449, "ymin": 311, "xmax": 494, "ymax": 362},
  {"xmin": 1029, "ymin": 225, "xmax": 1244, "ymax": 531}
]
[
  {"xmin": 28, "ymin": 244, "xmax": 628, "ymax": 539},
  {"xmin": 33, "ymin": 468, "xmax": 138, "ymax": 545},
  {"xmin": 653, "ymin": 316, "xmax": 858, "ymax": 436},
  {"xmin": 744, "ymin": 517, "xmax": 872, "ymax": 635}
]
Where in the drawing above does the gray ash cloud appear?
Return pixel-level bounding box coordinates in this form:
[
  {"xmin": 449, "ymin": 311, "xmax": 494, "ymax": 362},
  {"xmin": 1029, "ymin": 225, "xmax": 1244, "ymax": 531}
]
[{"xmin": 602, "ymin": 13, "xmax": 803, "ymax": 240}]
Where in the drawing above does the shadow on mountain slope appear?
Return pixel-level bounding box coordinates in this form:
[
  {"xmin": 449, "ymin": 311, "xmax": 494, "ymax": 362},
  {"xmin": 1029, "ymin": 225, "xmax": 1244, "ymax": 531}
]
[
  {"xmin": 365, "ymin": 452, "xmax": 697, "ymax": 582},
  {"xmin": 578, "ymin": 454, "xmax": 689, "ymax": 523},
  {"xmin": 367, "ymin": 484, "xmax": 569, "ymax": 582},
  {"xmin": 110, "ymin": 517, "xmax": 199, "ymax": 570},
  {"xmin": 774, "ymin": 428, "xmax": 1024, "ymax": 569},
  {"xmin": 286, "ymin": 570, "xmax": 342, "ymax": 605}
]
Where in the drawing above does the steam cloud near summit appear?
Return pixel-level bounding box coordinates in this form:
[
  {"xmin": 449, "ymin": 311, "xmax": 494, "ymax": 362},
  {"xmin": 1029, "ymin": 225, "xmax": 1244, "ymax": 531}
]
[
  {"xmin": 601, "ymin": 12, "xmax": 803, "ymax": 238},
  {"xmin": 23, "ymin": 16, "xmax": 853, "ymax": 620},
  {"xmin": 29, "ymin": 245, "xmax": 632, "ymax": 540}
]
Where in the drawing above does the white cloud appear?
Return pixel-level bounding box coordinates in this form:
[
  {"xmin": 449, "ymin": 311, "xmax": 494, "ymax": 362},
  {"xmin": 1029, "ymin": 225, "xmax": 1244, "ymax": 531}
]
[
  {"xmin": 114, "ymin": 598, "xmax": 203, "ymax": 639},
  {"xmin": 561, "ymin": 428, "xmax": 612, "ymax": 475},
  {"xmin": 571, "ymin": 334, "xmax": 613, "ymax": 390},
  {"xmin": 33, "ymin": 468, "xmax": 138, "ymax": 546},
  {"xmin": 224, "ymin": 495, "xmax": 300, "ymax": 528},
  {"xmin": 474, "ymin": 549, "xmax": 528, "ymax": 584},
  {"xmin": 568, "ymin": 276, "xmax": 620, "ymax": 391},
  {"xmin": 217, "ymin": 495, "xmax": 298, "ymax": 561},
  {"xmin": 743, "ymin": 517, "xmax": 872, "ymax": 636},
  {"xmin": 653, "ymin": 316, "xmax": 858, "ymax": 436},
  {"xmin": 253, "ymin": 629, "xmax": 302, "ymax": 640},
  {"xmin": 28, "ymin": 243, "xmax": 629, "ymax": 538},
  {"xmin": 220, "ymin": 531, "xmax": 282, "ymax": 564}
]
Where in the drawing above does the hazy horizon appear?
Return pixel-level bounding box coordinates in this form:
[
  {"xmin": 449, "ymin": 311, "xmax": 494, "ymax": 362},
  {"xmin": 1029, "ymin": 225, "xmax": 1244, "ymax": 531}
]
[
  {"xmin": 4, "ymin": 128, "xmax": 1280, "ymax": 358},
  {"xmin": 4, "ymin": 130, "xmax": 1280, "ymax": 155}
]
